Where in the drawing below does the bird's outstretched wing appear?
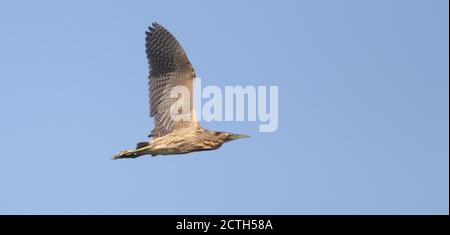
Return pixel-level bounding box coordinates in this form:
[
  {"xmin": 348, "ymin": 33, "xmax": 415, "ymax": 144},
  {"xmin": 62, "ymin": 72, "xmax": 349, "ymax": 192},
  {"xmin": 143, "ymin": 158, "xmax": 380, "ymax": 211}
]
[{"xmin": 146, "ymin": 22, "xmax": 198, "ymax": 138}]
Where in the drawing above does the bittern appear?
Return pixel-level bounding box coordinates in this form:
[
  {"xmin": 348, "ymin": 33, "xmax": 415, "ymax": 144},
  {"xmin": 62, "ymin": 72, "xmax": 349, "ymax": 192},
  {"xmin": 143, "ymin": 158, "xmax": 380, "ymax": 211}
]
[{"xmin": 113, "ymin": 23, "xmax": 248, "ymax": 160}]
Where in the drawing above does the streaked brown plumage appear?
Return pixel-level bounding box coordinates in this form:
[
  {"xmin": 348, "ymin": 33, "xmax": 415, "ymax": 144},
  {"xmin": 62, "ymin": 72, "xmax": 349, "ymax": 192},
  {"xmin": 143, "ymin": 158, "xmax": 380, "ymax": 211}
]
[{"xmin": 113, "ymin": 22, "xmax": 248, "ymax": 160}]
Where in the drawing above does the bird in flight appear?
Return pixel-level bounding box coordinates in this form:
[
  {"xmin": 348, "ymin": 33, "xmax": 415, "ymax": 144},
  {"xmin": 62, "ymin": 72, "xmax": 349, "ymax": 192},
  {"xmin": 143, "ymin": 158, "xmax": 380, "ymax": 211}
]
[{"xmin": 113, "ymin": 23, "xmax": 248, "ymax": 160}]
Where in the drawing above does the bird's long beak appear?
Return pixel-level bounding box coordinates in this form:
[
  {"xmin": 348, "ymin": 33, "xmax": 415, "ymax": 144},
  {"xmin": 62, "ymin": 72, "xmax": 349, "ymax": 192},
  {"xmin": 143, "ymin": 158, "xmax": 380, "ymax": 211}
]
[{"xmin": 229, "ymin": 134, "xmax": 250, "ymax": 140}]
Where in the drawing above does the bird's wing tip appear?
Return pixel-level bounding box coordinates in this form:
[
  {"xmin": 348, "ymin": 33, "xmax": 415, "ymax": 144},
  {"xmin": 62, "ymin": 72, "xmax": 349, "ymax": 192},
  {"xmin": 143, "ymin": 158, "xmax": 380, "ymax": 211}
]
[{"xmin": 147, "ymin": 22, "xmax": 162, "ymax": 33}]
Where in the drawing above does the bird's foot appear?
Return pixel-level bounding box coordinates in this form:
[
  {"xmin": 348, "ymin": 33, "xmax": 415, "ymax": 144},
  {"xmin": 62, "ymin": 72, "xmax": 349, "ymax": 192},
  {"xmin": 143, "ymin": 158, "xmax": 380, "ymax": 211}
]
[{"xmin": 112, "ymin": 150, "xmax": 139, "ymax": 160}]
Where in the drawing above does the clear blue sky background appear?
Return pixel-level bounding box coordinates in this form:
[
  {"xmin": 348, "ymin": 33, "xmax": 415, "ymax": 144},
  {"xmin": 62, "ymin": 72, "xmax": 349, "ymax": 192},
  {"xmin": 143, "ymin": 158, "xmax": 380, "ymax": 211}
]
[{"xmin": 0, "ymin": 0, "xmax": 448, "ymax": 214}]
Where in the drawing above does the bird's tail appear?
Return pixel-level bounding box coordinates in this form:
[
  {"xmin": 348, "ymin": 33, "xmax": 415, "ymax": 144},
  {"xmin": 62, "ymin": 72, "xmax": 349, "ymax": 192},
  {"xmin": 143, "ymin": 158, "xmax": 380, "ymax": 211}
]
[{"xmin": 136, "ymin": 142, "xmax": 150, "ymax": 150}]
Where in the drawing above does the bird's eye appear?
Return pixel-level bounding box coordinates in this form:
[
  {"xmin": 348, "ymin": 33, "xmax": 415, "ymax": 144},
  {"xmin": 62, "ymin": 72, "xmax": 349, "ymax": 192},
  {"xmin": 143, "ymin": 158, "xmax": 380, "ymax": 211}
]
[{"xmin": 214, "ymin": 132, "xmax": 221, "ymax": 136}]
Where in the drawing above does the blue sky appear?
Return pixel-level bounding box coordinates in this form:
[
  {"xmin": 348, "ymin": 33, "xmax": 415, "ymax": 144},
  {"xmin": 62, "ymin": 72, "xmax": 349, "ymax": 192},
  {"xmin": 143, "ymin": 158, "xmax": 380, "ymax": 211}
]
[{"xmin": 0, "ymin": 0, "xmax": 448, "ymax": 214}]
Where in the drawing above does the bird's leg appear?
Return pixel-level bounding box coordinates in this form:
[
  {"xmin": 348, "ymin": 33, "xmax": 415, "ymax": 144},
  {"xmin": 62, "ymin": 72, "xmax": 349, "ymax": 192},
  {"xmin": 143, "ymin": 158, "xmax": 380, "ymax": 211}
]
[
  {"xmin": 112, "ymin": 145, "xmax": 151, "ymax": 160},
  {"xmin": 112, "ymin": 150, "xmax": 138, "ymax": 160}
]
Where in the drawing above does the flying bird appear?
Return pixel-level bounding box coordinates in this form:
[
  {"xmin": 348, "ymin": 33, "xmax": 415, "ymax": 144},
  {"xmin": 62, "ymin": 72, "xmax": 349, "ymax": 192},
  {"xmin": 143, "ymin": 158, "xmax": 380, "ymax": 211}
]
[{"xmin": 113, "ymin": 23, "xmax": 248, "ymax": 160}]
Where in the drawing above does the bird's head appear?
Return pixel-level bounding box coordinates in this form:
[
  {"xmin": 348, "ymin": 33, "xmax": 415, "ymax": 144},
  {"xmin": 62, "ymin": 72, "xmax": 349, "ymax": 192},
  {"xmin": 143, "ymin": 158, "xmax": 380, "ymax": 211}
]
[{"xmin": 213, "ymin": 131, "xmax": 250, "ymax": 143}]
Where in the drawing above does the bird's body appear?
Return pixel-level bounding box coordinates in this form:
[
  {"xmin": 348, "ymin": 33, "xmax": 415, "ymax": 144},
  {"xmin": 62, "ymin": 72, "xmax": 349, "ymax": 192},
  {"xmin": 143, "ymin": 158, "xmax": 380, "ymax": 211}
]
[{"xmin": 113, "ymin": 23, "xmax": 248, "ymax": 160}]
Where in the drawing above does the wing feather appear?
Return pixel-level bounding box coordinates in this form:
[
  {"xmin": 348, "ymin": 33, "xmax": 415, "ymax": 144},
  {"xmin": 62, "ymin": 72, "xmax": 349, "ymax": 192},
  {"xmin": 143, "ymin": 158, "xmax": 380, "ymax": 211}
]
[{"xmin": 145, "ymin": 23, "xmax": 198, "ymax": 137}]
